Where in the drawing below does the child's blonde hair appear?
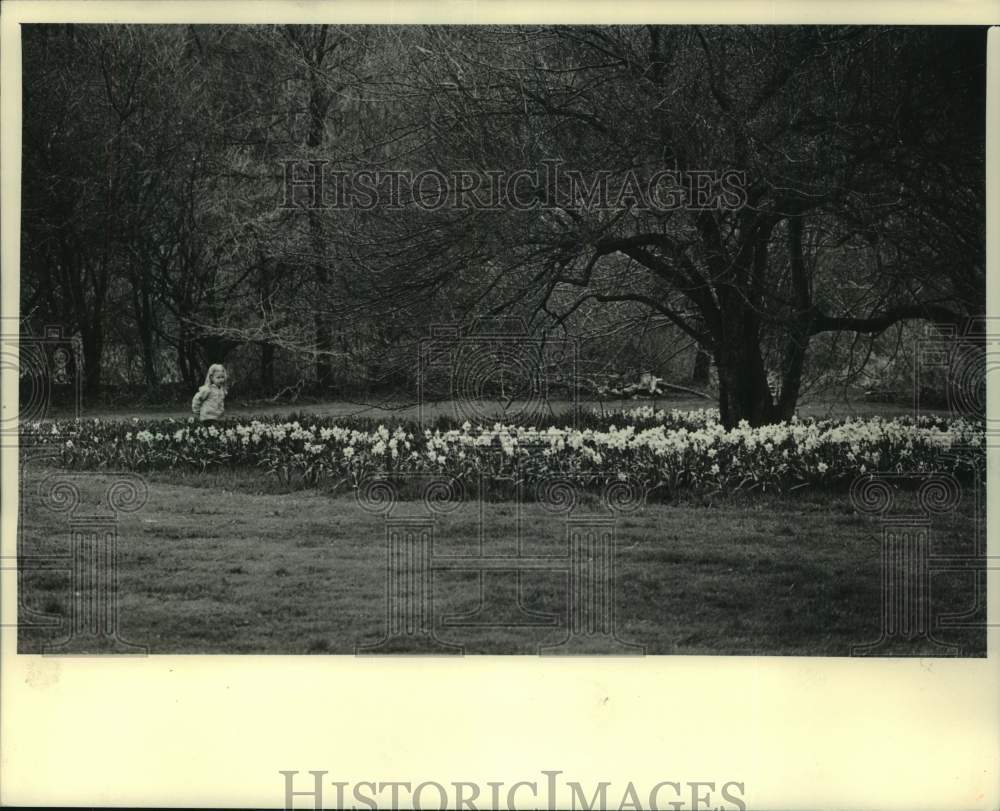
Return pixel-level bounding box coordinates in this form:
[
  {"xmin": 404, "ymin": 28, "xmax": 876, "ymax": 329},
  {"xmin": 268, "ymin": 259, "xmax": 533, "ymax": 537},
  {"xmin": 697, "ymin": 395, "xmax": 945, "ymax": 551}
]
[{"xmin": 204, "ymin": 363, "xmax": 229, "ymax": 391}]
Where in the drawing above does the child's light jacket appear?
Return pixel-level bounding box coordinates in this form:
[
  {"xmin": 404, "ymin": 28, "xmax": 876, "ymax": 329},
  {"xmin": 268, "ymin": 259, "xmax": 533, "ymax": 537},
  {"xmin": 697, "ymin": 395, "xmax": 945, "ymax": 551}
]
[{"xmin": 192, "ymin": 385, "xmax": 226, "ymax": 421}]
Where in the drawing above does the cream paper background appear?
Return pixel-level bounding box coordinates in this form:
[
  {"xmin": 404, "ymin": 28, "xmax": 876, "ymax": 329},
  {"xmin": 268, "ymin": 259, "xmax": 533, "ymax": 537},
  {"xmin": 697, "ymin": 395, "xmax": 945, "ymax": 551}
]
[{"xmin": 1, "ymin": 3, "xmax": 997, "ymax": 808}]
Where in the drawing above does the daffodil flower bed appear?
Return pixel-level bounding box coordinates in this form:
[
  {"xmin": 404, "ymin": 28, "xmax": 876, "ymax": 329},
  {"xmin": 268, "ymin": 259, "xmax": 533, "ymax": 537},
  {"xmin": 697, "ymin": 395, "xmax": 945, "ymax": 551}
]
[{"xmin": 21, "ymin": 408, "xmax": 984, "ymax": 495}]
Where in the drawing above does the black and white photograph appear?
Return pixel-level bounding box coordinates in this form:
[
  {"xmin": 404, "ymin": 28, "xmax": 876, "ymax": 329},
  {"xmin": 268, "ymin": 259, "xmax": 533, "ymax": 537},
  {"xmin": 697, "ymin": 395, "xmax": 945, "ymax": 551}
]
[
  {"xmin": 3, "ymin": 4, "xmax": 999, "ymax": 809},
  {"xmin": 10, "ymin": 21, "xmax": 990, "ymax": 659}
]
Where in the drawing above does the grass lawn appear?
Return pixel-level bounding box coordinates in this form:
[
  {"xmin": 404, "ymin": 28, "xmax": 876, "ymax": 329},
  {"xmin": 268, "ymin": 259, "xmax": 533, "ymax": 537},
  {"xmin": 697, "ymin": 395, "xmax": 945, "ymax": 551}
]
[
  {"xmin": 47, "ymin": 395, "xmax": 942, "ymax": 424},
  {"xmin": 17, "ymin": 464, "xmax": 985, "ymax": 656}
]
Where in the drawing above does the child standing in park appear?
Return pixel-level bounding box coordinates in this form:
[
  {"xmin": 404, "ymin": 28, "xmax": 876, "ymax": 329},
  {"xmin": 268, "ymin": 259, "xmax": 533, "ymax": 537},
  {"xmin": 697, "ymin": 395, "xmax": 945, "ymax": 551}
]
[{"xmin": 192, "ymin": 364, "xmax": 228, "ymax": 424}]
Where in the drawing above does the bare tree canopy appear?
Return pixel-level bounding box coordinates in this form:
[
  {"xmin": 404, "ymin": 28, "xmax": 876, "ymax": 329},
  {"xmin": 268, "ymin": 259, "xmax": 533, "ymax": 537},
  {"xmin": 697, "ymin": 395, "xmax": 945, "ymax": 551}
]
[{"xmin": 21, "ymin": 24, "xmax": 986, "ymax": 425}]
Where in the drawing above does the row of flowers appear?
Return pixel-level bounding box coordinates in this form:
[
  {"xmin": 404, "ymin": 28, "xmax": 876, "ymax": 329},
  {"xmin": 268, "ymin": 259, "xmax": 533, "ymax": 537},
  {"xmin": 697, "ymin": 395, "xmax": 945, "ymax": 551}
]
[{"xmin": 21, "ymin": 408, "xmax": 985, "ymax": 494}]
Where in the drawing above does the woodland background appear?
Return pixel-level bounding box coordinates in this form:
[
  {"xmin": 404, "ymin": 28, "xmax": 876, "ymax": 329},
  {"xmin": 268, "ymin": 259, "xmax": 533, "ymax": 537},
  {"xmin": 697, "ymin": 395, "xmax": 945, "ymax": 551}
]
[{"xmin": 20, "ymin": 25, "xmax": 987, "ymax": 425}]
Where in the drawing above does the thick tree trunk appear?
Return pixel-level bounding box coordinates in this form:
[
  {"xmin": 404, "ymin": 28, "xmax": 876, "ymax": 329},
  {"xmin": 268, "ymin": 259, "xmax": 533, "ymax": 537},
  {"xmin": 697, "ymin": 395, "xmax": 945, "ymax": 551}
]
[
  {"xmin": 691, "ymin": 347, "xmax": 711, "ymax": 386},
  {"xmin": 312, "ymin": 238, "xmax": 333, "ymax": 390},
  {"xmin": 80, "ymin": 321, "xmax": 103, "ymax": 397},
  {"xmin": 695, "ymin": 211, "xmax": 783, "ymax": 428},
  {"xmin": 259, "ymin": 257, "xmax": 275, "ymax": 391},
  {"xmin": 261, "ymin": 342, "xmax": 275, "ymax": 391},
  {"xmin": 715, "ymin": 349, "xmax": 775, "ymax": 427},
  {"xmin": 135, "ymin": 277, "xmax": 158, "ymax": 396},
  {"xmin": 177, "ymin": 326, "xmax": 199, "ymax": 389},
  {"xmin": 714, "ymin": 307, "xmax": 777, "ymax": 428},
  {"xmin": 775, "ymin": 333, "xmax": 809, "ymax": 422},
  {"xmin": 774, "ymin": 215, "xmax": 813, "ymax": 423},
  {"xmin": 305, "ymin": 42, "xmax": 333, "ymax": 392}
]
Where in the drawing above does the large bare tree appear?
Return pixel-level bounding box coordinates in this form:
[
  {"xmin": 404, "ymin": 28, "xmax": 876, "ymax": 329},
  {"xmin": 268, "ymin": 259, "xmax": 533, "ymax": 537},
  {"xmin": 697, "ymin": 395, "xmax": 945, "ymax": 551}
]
[{"xmin": 380, "ymin": 25, "xmax": 985, "ymax": 426}]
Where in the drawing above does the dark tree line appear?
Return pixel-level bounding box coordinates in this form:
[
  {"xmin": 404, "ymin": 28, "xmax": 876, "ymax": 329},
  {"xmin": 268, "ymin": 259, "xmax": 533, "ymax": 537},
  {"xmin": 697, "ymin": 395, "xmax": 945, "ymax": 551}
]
[
  {"xmin": 21, "ymin": 24, "xmax": 985, "ymax": 425},
  {"xmin": 371, "ymin": 25, "xmax": 986, "ymax": 426}
]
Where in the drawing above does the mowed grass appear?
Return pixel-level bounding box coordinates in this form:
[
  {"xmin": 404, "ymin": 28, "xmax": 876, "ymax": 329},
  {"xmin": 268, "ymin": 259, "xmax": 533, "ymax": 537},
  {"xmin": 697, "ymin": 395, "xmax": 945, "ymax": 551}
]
[
  {"xmin": 47, "ymin": 395, "xmax": 943, "ymax": 423},
  {"xmin": 17, "ymin": 465, "xmax": 985, "ymax": 656}
]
